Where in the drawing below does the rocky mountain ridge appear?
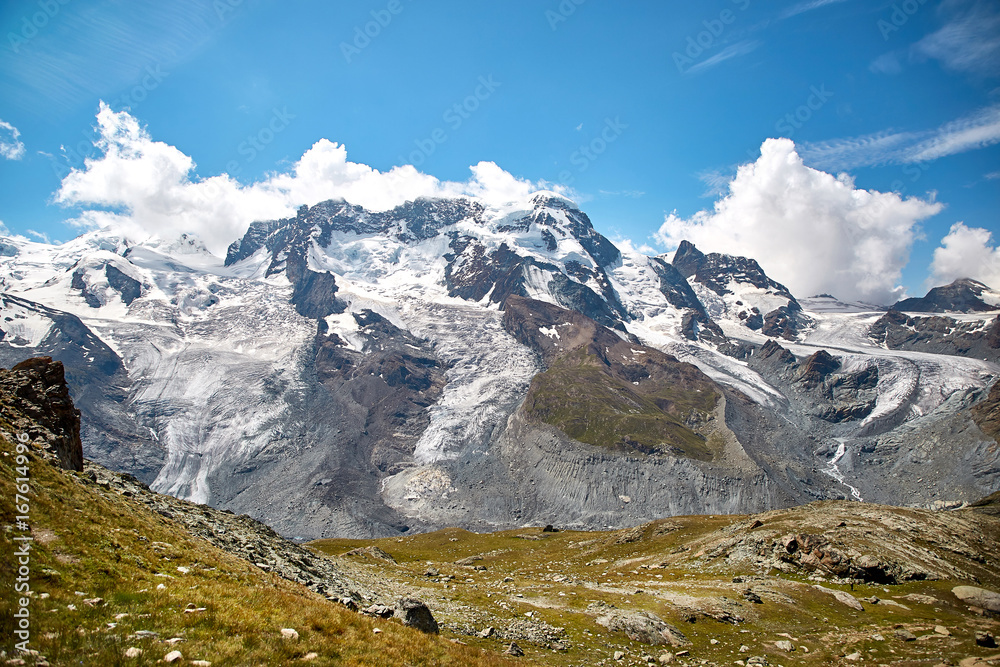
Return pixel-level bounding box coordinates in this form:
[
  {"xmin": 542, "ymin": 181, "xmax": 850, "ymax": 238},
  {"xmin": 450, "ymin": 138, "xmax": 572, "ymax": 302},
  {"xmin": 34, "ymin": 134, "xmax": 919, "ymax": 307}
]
[{"xmin": 1, "ymin": 194, "xmax": 998, "ymax": 539}]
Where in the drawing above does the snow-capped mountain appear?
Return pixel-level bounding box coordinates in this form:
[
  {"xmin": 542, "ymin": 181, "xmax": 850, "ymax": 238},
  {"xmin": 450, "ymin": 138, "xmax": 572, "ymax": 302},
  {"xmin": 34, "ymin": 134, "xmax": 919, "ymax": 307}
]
[{"xmin": 1, "ymin": 195, "xmax": 998, "ymax": 538}]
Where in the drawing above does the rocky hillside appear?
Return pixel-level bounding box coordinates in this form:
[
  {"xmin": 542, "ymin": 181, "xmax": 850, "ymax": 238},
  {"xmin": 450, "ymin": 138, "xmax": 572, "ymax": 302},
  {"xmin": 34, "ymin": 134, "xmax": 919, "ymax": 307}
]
[
  {"xmin": 1, "ymin": 194, "xmax": 999, "ymax": 539},
  {"xmin": 3, "ymin": 359, "xmax": 999, "ymax": 666},
  {"xmin": 0, "ymin": 361, "xmax": 515, "ymax": 666}
]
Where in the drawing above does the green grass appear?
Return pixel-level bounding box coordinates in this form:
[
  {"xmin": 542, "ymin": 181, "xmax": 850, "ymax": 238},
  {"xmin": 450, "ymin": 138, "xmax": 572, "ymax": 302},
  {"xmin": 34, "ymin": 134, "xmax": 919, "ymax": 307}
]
[
  {"xmin": 521, "ymin": 348, "xmax": 719, "ymax": 460},
  {"xmin": 312, "ymin": 507, "xmax": 1000, "ymax": 666},
  {"xmin": 0, "ymin": 424, "xmax": 523, "ymax": 666}
]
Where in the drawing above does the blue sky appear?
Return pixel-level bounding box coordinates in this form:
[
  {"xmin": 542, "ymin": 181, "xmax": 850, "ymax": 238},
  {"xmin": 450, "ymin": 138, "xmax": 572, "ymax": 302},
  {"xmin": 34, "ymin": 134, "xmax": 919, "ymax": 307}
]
[{"xmin": 0, "ymin": 0, "xmax": 998, "ymax": 302}]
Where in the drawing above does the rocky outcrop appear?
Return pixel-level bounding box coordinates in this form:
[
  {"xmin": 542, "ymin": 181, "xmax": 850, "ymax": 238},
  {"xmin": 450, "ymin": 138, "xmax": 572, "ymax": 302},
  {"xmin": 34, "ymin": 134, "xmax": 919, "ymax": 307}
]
[
  {"xmin": 869, "ymin": 310, "xmax": 1000, "ymax": 363},
  {"xmin": 0, "ymin": 356, "xmax": 83, "ymax": 471},
  {"xmin": 893, "ymin": 278, "xmax": 998, "ymax": 313},
  {"xmin": 82, "ymin": 461, "xmax": 371, "ymax": 601},
  {"xmin": 0, "ymin": 294, "xmax": 165, "ymax": 483},
  {"xmin": 671, "ymin": 240, "xmax": 806, "ymax": 339},
  {"xmin": 595, "ymin": 609, "xmax": 688, "ymax": 646},
  {"xmin": 952, "ymin": 585, "xmax": 1000, "ymax": 612},
  {"xmin": 395, "ymin": 597, "xmax": 440, "ymax": 633}
]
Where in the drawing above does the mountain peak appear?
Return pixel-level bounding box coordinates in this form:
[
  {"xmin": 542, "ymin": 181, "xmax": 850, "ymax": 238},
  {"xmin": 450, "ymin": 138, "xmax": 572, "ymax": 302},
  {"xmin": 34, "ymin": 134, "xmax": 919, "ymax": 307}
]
[{"xmin": 892, "ymin": 278, "xmax": 999, "ymax": 313}]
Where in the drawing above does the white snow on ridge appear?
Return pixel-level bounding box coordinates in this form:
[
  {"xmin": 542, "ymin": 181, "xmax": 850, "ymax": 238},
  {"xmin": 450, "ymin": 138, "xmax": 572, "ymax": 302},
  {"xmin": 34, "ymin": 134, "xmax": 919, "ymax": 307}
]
[{"xmin": 0, "ymin": 298, "xmax": 54, "ymax": 347}]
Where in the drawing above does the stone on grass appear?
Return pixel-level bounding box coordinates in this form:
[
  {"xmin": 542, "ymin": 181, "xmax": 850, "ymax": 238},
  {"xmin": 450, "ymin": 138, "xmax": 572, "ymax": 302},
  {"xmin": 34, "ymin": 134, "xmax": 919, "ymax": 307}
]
[
  {"xmin": 953, "ymin": 586, "xmax": 1000, "ymax": 613},
  {"xmin": 164, "ymin": 651, "xmax": 183, "ymax": 663},
  {"xmin": 394, "ymin": 598, "xmax": 439, "ymax": 634},
  {"xmin": 280, "ymin": 628, "xmax": 299, "ymax": 640}
]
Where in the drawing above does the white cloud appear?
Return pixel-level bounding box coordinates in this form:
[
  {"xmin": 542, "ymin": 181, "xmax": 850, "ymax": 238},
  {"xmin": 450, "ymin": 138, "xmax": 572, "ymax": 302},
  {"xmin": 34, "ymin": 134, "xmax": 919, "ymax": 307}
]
[
  {"xmin": 913, "ymin": 0, "xmax": 1000, "ymax": 75},
  {"xmin": 0, "ymin": 120, "xmax": 25, "ymax": 160},
  {"xmin": 799, "ymin": 104, "xmax": 1000, "ymax": 171},
  {"xmin": 55, "ymin": 104, "xmax": 567, "ymax": 256},
  {"xmin": 780, "ymin": 0, "xmax": 848, "ymax": 20},
  {"xmin": 697, "ymin": 168, "xmax": 735, "ymax": 198},
  {"xmin": 654, "ymin": 138, "xmax": 944, "ymax": 304},
  {"xmin": 930, "ymin": 222, "xmax": 1000, "ymax": 289},
  {"xmin": 869, "ymin": 51, "xmax": 903, "ymax": 75},
  {"xmin": 686, "ymin": 41, "xmax": 762, "ymax": 75},
  {"xmin": 0, "ymin": 220, "xmax": 9, "ymax": 236}
]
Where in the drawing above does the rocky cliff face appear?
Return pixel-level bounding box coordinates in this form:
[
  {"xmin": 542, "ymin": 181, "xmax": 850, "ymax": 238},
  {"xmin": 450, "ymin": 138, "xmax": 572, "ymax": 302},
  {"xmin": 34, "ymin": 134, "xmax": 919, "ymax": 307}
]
[
  {"xmin": 0, "ymin": 356, "xmax": 83, "ymax": 471},
  {"xmin": 869, "ymin": 309, "xmax": 1000, "ymax": 363},
  {"xmin": 893, "ymin": 278, "xmax": 1000, "ymax": 313},
  {"xmin": 1, "ymin": 195, "xmax": 998, "ymax": 539}
]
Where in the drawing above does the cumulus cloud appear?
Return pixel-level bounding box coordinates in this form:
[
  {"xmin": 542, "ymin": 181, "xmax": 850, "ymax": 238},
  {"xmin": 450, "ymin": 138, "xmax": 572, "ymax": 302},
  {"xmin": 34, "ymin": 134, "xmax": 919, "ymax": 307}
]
[
  {"xmin": 0, "ymin": 120, "xmax": 25, "ymax": 160},
  {"xmin": 930, "ymin": 222, "xmax": 1000, "ymax": 289},
  {"xmin": 56, "ymin": 104, "xmax": 566, "ymax": 256},
  {"xmin": 654, "ymin": 138, "xmax": 944, "ymax": 304}
]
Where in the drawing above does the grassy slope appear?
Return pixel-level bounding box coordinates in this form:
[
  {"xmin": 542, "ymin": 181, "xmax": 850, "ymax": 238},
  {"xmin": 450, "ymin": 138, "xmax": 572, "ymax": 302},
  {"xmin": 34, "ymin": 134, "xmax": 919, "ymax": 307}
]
[
  {"xmin": 314, "ymin": 505, "xmax": 1000, "ymax": 666},
  {"xmin": 0, "ymin": 424, "xmax": 521, "ymax": 666},
  {"xmin": 521, "ymin": 348, "xmax": 719, "ymax": 460}
]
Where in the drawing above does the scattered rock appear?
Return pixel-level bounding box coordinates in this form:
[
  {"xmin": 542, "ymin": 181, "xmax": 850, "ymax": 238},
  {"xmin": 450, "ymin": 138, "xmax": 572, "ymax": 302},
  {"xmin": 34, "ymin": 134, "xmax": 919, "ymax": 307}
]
[
  {"xmin": 845, "ymin": 652, "xmax": 861, "ymax": 661},
  {"xmin": 953, "ymin": 586, "xmax": 1000, "ymax": 613},
  {"xmin": 280, "ymin": 628, "xmax": 299, "ymax": 641},
  {"xmin": 477, "ymin": 627, "xmax": 495, "ymax": 639},
  {"xmin": 362, "ymin": 604, "xmax": 394, "ymax": 619},
  {"xmin": 164, "ymin": 651, "xmax": 183, "ymax": 664},
  {"xmin": 658, "ymin": 653, "xmax": 674, "ymax": 664},
  {"xmin": 424, "ymin": 568, "xmax": 440, "ymax": 577},
  {"xmin": 775, "ymin": 640, "xmax": 794, "ymax": 652},
  {"xmin": 814, "ymin": 585, "xmax": 864, "ymax": 611},
  {"xmin": 976, "ymin": 631, "xmax": 997, "ymax": 648},
  {"xmin": 596, "ymin": 610, "xmax": 689, "ymax": 646},
  {"xmin": 934, "ymin": 625, "xmax": 951, "ymax": 636},
  {"xmin": 301, "ymin": 653, "xmax": 319, "ymax": 662},
  {"xmin": 191, "ymin": 662, "xmax": 211, "ymax": 667},
  {"xmin": 506, "ymin": 642, "xmax": 524, "ymax": 657},
  {"xmin": 895, "ymin": 629, "xmax": 917, "ymax": 642},
  {"xmin": 123, "ymin": 647, "xmax": 142, "ymax": 658},
  {"xmin": 395, "ymin": 598, "xmax": 439, "ymax": 634},
  {"xmin": 343, "ymin": 545, "xmax": 397, "ymax": 563},
  {"xmin": 613, "ymin": 650, "xmax": 625, "ymax": 661}
]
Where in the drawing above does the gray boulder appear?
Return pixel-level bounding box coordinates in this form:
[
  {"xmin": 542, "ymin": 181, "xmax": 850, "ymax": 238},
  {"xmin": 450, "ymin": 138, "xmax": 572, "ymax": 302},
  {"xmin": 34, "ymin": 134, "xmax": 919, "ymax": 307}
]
[
  {"xmin": 395, "ymin": 598, "xmax": 439, "ymax": 634},
  {"xmin": 953, "ymin": 586, "xmax": 1000, "ymax": 613}
]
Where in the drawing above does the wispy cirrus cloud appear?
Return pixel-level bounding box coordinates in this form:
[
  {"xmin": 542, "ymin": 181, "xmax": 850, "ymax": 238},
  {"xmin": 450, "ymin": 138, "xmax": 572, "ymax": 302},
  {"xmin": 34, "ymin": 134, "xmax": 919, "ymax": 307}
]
[
  {"xmin": 913, "ymin": 0, "xmax": 1000, "ymax": 75},
  {"xmin": 799, "ymin": 104, "xmax": 1000, "ymax": 170},
  {"xmin": 685, "ymin": 40, "xmax": 761, "ymax": 75},
  {"xmin": 779, "ymin": 0, "xmax": 849, "ymax": 20}
]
